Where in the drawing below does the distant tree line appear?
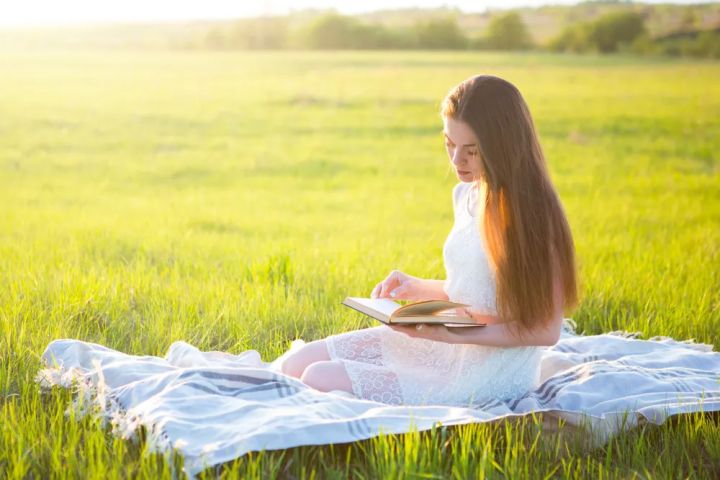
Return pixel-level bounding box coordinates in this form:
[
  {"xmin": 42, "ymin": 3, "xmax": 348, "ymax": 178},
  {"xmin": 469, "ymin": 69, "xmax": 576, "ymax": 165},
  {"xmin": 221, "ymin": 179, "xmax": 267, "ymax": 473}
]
[
  {"xmin": 190, "ymin": 10, "xmax": 720, "ymax": 59},
  {"xmin": 548, "ymin": 10, "xmax": 720, "ymax": 58}
]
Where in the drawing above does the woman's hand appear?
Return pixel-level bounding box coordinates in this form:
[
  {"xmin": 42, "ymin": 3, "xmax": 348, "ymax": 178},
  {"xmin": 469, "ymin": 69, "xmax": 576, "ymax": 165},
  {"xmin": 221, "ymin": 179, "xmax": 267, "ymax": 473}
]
[
  {"xmin": 370, "ymin": 270, "xmax": 426, "ymax": 301},
  {"xmin": 386, "ymin": 323, "xmax": 458, "ymax": 344}
]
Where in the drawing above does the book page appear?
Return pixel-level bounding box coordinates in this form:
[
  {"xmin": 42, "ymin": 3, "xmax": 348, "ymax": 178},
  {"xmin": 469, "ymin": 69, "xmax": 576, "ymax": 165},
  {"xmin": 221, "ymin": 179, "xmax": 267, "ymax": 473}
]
[
  {"xmin": 395, "ymin": 300, "xmax": 468, "ymax": 317},
  {"xmin": 346, "ymin": 297, "xmax": 401, "ymax": 318}
]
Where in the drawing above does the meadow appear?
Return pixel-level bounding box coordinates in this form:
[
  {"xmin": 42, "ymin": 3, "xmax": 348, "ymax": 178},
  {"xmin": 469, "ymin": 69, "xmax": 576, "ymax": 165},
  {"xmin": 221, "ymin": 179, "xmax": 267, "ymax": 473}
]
[{"xmin": 0, "ymin": 49, "xmax": 718, "ymax": 478}]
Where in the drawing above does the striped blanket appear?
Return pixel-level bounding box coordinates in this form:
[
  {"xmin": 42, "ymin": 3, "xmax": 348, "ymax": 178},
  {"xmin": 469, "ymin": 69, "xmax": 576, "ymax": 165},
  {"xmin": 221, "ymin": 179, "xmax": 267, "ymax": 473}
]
[{"xmin": 36, "ymin": 320, "xmax": 720, "ymax": 478}]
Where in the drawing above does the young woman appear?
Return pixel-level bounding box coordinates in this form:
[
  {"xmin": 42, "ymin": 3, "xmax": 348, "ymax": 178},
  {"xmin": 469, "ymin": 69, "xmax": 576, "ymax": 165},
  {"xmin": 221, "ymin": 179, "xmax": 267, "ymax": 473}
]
[{"xmin": 280, "ymin": 74, "xmax": 578, "ymax": 406}]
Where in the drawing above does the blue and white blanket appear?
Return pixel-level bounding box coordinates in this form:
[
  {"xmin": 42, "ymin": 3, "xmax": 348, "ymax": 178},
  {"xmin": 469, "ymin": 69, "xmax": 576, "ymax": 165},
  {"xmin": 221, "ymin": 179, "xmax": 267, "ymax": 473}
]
[{"xmin": 36, "ymin": 321, "xmax": 720, "ymax": 478}]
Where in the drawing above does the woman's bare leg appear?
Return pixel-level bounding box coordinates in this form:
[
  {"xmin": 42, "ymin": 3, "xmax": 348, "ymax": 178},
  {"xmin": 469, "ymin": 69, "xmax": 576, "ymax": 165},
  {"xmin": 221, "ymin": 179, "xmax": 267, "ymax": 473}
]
[
  {"xmin": 279, "ymin": 339, "xmax": 331, "ymax": 378},
  {"xmin": 300, "ymin": 360, "xmax": 354, "ymax": 394}
]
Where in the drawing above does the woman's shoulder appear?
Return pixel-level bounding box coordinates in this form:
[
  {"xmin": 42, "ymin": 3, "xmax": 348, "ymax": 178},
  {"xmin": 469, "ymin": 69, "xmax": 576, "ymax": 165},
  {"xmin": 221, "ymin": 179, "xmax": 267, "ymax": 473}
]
[{"xmin": 451, "ymin": 181, "xmax": 471, "ymax": 211}]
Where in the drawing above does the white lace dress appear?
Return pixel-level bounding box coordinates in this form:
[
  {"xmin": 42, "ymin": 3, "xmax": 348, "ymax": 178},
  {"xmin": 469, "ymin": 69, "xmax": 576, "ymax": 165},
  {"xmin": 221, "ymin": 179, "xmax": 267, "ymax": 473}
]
[{"xmin": 325, "ymin": 182, "xmax": 543, "ymax": 406}]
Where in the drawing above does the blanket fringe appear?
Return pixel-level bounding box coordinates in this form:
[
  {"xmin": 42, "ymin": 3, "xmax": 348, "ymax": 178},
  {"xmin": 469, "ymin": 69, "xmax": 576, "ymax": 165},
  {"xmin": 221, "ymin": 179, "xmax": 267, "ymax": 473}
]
[{"xmin": 35, "ymin": 363, "xmax": 175, "ymax": 461}]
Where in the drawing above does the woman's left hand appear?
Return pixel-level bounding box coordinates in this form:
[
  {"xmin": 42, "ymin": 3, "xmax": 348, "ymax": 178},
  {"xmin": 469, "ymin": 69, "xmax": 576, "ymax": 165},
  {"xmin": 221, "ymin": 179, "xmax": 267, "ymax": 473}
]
[{"xmin": 387, "ymin": 323, "xmax": 458, "ymax": 344}]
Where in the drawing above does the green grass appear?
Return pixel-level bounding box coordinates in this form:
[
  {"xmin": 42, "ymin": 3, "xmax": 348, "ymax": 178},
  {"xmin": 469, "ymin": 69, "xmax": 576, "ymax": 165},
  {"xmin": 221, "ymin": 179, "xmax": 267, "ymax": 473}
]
[{"xmin": 0, "ymin": 49, "xmax": 718, "ymax": 478}]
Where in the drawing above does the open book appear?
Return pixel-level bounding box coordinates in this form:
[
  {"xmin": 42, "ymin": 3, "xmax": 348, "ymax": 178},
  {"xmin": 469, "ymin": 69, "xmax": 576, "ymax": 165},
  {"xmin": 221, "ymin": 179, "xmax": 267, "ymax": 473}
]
[{"xmin": 342, "ymin": 297, "xmax": 487, "ymax": 327}]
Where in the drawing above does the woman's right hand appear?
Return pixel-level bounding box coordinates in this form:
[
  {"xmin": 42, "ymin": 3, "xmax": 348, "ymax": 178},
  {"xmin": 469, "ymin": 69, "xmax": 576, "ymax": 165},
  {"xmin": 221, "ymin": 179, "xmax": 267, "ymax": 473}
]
[{"xmin": 370, "ymin": 270, "xmax": 425, "ymax": 301}]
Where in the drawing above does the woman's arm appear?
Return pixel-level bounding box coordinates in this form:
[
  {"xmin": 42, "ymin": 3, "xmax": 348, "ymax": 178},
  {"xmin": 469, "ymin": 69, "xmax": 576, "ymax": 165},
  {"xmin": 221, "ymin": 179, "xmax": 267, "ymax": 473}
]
[
  {"xmin": 452, "ymin": 268, "xmax": 565, "ymax": 347},
  {"xmin": 447, "ymin": 316, "xmax": 562, "ymax": 347},
  {"xmin": 391, "ymin": 269, "xmax": 565, "ymax": 347},
  {"xmin": 417, "ymin": 279, "xmax": 449, "ymax": 301},
  {"xmin": 390, "ymin": 253, "xmax": 565, "ymax": 347},
  {"xmin": 389, "ymin": 315, "xmax": 562, "ymax": 347}
]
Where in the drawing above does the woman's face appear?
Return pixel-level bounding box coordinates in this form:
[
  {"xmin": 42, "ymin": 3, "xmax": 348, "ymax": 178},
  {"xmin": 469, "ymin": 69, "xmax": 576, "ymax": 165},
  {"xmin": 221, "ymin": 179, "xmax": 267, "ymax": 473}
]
[{"xmin": 443, "ymin": 116, "xmax": 482, "ymax": 183}]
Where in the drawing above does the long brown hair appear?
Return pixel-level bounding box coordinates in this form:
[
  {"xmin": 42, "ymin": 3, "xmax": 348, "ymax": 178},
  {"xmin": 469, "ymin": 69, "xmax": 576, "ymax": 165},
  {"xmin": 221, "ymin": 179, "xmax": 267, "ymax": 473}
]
[{"xmin": 440, "ymin": 75, "xmax": 578, "ymax": 333}]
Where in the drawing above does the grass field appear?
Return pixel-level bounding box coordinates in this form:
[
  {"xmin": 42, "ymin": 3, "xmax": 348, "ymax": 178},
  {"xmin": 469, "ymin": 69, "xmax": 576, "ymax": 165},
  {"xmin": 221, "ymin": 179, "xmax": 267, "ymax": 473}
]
[{"xmin": 0, "ymin": 49, "xmax": 718, "ymax": 478}]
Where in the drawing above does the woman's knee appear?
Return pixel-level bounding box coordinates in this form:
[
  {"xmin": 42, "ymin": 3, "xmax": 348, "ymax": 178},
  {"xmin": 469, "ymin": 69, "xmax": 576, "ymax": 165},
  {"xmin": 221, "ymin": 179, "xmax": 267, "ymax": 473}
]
[
  {"xmin": 280, "ymin": 339, "xmax": 331, "ymax": 378},
  {"xmin": 300, "ymin": 360, "xmax": 353, "ymax": 393}
]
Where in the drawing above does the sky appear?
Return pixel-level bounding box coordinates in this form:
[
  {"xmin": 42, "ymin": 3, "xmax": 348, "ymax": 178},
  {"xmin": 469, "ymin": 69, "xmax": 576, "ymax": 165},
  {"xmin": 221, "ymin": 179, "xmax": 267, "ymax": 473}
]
[{"xmin": 0, "ymin": 0, "xmax": 705, "ymax": 27}]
